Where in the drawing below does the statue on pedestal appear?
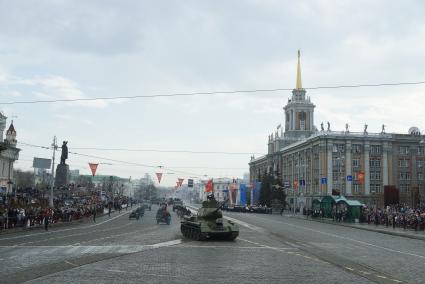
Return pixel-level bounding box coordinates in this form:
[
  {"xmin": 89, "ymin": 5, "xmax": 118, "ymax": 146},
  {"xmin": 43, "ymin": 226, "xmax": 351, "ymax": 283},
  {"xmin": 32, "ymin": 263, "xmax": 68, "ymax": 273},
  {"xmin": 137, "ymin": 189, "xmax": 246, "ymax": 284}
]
[
  {"xmin": 60, "ymin": 141, "xmax": 68, "ymax": 164},
  {"xmin": 55, "ymin": 141, "xmax": 70, "ymax": 188}
]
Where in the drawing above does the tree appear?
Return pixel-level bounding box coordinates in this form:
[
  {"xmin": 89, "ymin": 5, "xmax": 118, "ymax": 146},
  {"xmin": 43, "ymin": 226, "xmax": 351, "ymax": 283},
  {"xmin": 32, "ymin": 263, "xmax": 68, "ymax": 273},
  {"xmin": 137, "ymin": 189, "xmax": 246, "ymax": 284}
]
[
  {"xmin": 258, "ymin": 174, "xmax": 286, "ymax": 207},
  {"xmin": 259, "ymin": 174, "xmax": 273, "ymax": 206},
  {"xmin": 13, "ymin": 169, "xmax": 34, "ymax": 189}
]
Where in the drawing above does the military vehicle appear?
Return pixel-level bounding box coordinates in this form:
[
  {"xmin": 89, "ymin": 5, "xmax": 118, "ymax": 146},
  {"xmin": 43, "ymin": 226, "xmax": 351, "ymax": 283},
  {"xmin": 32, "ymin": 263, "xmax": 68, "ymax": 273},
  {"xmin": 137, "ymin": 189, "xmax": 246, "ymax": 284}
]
[{"xmin": 180, "ymin": 195, "xmax": 239, "ymax": 241}]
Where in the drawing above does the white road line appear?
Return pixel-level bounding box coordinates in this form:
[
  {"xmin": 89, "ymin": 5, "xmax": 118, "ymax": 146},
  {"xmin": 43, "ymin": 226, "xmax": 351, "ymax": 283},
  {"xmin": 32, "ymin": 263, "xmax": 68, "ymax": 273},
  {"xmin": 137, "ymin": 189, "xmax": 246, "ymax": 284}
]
[
  {"xmin": 65, "ymin": 260, "xmax": 78, "ymax": 267},
  {"xmin": 241, "ymin": 214, "xmax": 425, "ymax": 261},
  {"xmin": 107, "ymin": 269, "xmax": 126, "ymax": 273},
  {"xmin": 179, "ymin": 245, "xmax": 295, "ymax": 250}
]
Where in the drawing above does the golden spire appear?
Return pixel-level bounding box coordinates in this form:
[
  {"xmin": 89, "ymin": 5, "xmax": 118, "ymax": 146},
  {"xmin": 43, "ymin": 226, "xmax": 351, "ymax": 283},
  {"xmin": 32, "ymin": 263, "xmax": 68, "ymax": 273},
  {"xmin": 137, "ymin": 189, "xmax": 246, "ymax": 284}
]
[{"xmin": 296, "ymin": 50, "xmax": 303, "ymax": 90}]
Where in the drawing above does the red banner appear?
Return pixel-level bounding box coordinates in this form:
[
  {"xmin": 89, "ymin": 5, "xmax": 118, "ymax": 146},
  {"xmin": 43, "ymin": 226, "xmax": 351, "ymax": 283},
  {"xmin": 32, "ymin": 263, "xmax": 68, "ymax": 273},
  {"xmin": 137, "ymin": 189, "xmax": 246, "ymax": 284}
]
[
  {"xmin": 88, "ymin": 163, "xmax": 98, "ymax": 177},
  {"xmin": 178, "ymin": 178, "xmax": 184, "ymax": 187},
  {"xmin": 156, "ymin": 173, "xmax": 163, "ymax": 184},
  {"xmin": 358, "ymin": 171, "xmax": 365, "ymax": 184},
  {"xmin": 293, "ymin": 180, "xmax": 298, "ymax": 188},
  {"xmin": 205, "ymin": 179, "xmax": 213, "ymax": 193}
]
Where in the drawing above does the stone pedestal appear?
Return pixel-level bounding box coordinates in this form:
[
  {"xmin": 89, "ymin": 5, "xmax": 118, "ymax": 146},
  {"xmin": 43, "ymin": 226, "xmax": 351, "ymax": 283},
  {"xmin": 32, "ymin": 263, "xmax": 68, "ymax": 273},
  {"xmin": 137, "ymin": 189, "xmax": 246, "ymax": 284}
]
[{"xmin": 55, "ymin": 163, "xmax": 69, "ymax": 188}]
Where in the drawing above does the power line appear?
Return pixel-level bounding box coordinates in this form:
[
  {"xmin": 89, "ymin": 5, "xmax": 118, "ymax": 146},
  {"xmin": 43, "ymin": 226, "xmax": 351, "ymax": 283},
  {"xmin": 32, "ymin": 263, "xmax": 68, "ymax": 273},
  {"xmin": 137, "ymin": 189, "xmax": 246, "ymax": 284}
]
[
  {"xmin": 70, "ymin": 147, "xmax": 264, "ymax": 156},
  {"xmin": 17, "ymin": 142, "xmax": 246, "ymax": 176},
  {"xmin": 2, "ymin": 80, "xmax": 425, "ymax": 105}
]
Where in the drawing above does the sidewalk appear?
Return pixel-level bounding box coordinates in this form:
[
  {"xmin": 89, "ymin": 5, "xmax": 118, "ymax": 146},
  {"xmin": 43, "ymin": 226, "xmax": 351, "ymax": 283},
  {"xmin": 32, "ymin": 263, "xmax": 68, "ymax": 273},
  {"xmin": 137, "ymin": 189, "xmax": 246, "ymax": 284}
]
[
  {"xmin": 290, "ymin": 213, "xmax": 425, "ymax": 241},
  {"xmin": 0, "ymin": 208, "xmax": 123, "ymax": 236}
]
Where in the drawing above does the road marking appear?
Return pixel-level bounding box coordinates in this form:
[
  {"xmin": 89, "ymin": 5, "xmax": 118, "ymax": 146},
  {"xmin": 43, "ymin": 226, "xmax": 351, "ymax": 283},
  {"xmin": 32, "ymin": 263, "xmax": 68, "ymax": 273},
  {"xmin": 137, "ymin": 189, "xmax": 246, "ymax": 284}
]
[
  {"xmin": 150, "ymin": 239, "xmax": 182, "ymax": 248},
  {"xmin": 391, "ymin": 279, "xmax": 403, "ymax": 283},
  {"xmin": 237, "ymin": 214, "xmax": 425, "ymax": 260},
  {"xmin": 377, "ymin": 275, "xmax": 388, "ymax": 279},
  {"xmin": 179, "ymin": 245, "xmax": 295, "ymax": 250},
  {"xmin": 107, "ymin": 269, "xmax": 126, "ymax": 273},
  {"xmin": 65, "ymin": 260, "xmax": 78, "ymax": 267},
  {"xmin": 345, "ymin": 267, "xmax": 354, "ymax": 271}
]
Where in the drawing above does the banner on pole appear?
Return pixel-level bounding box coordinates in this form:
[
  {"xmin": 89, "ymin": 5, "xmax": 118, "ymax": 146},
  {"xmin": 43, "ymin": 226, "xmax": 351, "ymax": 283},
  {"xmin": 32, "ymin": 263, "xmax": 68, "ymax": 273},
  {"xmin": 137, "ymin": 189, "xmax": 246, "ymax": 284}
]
[
  {"xmin": 156, "ymin": 173, "xmax": 163, "ymax": 184},
  {"xmin": 88, "ymin": 163, "xmax": 99, "ymax": 177},
  {"xmin": 178, "ymin": 178, "xmax": 184, "ymax": 187}
]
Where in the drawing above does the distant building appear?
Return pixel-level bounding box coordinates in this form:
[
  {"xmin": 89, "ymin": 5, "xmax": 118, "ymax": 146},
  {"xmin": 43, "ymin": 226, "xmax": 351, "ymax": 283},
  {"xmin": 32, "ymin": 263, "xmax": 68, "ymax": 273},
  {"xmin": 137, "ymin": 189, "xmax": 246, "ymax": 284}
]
[
  {"xmin": 0, "ymin": 114, "xmax": 20, "ymax": 194},
  {"xmin": 249, "ymin": 51, "xmax": 425, "ymax": 209}
]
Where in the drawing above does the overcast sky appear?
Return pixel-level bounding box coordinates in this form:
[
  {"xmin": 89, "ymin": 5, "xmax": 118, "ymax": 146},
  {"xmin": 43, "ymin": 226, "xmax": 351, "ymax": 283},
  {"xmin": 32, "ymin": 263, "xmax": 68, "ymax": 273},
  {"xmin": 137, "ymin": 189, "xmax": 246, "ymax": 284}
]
[{"xmin": 1, "ymin": 0, "xmax": 425, "ymax": 186}]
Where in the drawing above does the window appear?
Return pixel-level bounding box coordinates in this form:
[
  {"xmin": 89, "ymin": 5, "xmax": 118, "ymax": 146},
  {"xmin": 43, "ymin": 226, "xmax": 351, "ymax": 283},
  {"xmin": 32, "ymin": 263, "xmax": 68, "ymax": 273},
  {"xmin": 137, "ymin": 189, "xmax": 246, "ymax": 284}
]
[
  {"xmin": 399, "ymin": 184, "xmax": 409, "ymax": 193},
  {"xmin": 418, "ymin": 160, "xmax": 425, "ymax": 169},
  {"xmin": 370, "ymin": 184, "xmax": 382, "ymax": 193},
  {"xmin": 399, "ymin": 146, "xmax": 409, "ymax": 155},
  {"xmin": 399, "ymin": 172, "xmax": 410, "ymax": 180},
  {"xmin": 399, "ymin": 159, "xmax": 409, "ymax": 168},
  {"xmin": 352, "ymin": 158, "xmax": 360, "ymax": 167},
  {"xmin": 370, "ymin": 145, "xmax": 381, "ymax": 155},
  {"xmin": 418, "ymin": 147, "xmax": 425, "ymax": 155},
  {"xmin": 370, "ymin": 171, "xmax": 381, "ymax": 180},
  {"xmin": 418, "ymin": 173, "xmax": 425, "ymax": 181},
  {"xmin": 333, "ymin": 157, "xmax": 344, "ymax": 167},
  {"xmin": 353, "ymin": 184, "xmax": 360, "ymax": 194},
  {"xmin": 370, "ymin": 159, "xmax": 381, "ymax": 168},
  {"xmin": 352, "ymin": 144, "xmax": 361, "ymax": 154}
]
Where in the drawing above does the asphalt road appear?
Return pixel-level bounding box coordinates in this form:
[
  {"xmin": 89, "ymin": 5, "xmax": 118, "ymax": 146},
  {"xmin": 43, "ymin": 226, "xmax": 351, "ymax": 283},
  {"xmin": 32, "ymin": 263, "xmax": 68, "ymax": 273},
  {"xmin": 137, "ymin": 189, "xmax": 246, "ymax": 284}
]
[{"xmin": 0, "ymin": 204, "xmax": 423, "ymax": 283}]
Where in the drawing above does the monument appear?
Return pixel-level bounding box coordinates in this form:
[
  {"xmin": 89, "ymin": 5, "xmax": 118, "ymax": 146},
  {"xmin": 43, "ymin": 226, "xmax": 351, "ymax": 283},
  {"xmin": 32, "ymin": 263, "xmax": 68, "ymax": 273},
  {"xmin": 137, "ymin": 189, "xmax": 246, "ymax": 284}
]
[{"xmin": 55, "ymin": 141, "xmax": 70, "ymax": 188}]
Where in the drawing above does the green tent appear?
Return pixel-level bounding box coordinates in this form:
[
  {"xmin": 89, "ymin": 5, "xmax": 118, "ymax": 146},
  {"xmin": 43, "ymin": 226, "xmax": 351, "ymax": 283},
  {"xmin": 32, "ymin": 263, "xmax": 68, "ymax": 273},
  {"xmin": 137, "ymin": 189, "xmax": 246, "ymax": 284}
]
[
  {"xmin": 312, "ymin": 199, "xmax": 321, "ymax": 217},
  {"xmin": 336, "ymin": 198, "xmax": 364, "ymax": 222},
  {"xmin": 320, "ymin": 196, "xmax": 338, "ymax": 218}
]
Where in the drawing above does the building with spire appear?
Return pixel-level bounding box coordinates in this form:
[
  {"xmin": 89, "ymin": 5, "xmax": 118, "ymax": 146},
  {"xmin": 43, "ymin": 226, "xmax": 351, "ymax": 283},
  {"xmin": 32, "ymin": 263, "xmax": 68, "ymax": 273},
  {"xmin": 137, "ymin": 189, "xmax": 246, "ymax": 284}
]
[
  {"xmin": 249, "ymin": 51, "xmax": 425, "ymax": 209},
  {"xmin": 0, "ymin": 114, "xmax": 20, "ymax": 194}
]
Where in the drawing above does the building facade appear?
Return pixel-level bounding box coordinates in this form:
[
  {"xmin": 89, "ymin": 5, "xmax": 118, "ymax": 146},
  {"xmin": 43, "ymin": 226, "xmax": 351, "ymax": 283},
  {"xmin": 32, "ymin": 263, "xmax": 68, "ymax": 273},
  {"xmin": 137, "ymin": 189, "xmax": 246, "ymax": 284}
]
[
  {"xmin": 249, "ymin": 52, "xmax": 425, "ymax": 209},
  {"xmin": 0, "ymin": 113, "xmax": 20, "ymax": 194}
]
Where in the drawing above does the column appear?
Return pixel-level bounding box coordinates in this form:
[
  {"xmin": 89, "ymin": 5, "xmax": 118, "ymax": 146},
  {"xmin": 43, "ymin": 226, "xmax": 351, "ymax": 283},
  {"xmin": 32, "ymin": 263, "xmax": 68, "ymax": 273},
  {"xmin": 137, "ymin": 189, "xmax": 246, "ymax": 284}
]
[
  {"xmin": 345, "ymin": 141, "xmax": 352, "ymax": 196},
  {"xmin": 327, "ymin": 142, "xmax": 333, "ymax": 195},
  {"xmin": 310, "ymin": 111, "xmax": 314, "ymax": 131},
  {"xmin": 292, "ymin": 110, "xmax": 296, "ymax": 130},
  {"xmin": 383, "ymin": 142, "xmax": 389, "ymax": 186},
  {"xmin": 290, "ymin": 110, "xmax": 294, "ymax": 130},
  {"xmin": 364, "ymin": 142, "xmax": 370, "ymax": 195}
]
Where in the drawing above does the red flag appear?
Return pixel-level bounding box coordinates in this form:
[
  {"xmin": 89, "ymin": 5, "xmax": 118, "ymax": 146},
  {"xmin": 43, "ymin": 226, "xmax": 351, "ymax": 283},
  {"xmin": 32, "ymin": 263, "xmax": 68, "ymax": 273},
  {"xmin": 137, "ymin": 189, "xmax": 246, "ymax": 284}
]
[
  {"xmin": 88, "ymin": 163, "xmax": 98, "ymax": 177},
  {"xmin": 293, "ymin": 180, "xmax": 299, "ymax": 189},
  {"xmin": 156, "ymin": 173, "xmax": 163, "ymax": 184},
  {"xmin": 205, "ymin": 179, "xmax": 213, "ymax": 193}
]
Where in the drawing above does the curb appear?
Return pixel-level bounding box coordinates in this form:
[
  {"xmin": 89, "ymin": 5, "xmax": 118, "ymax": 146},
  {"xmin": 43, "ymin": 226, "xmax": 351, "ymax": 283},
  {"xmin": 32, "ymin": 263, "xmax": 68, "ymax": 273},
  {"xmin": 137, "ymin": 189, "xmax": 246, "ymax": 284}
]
[{"xmin": 296, "ymin": 216, "xmax": 425, "ymax": 241}]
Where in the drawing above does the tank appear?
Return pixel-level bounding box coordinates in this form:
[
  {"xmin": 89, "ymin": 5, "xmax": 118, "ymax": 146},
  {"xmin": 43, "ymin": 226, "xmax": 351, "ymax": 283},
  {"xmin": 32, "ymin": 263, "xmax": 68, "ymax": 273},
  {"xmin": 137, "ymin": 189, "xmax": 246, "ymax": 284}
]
[{"xmin": 181, "ymin": 195, "xmax": 239, "ymax": 241}]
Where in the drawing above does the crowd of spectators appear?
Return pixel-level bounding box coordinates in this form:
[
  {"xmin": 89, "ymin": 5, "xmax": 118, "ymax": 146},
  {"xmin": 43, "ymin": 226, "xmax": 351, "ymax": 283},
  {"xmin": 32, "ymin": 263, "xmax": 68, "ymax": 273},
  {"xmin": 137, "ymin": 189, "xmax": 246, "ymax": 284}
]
[
  {"xmin": 0, "ymin": 190, "xmax": 129, "ymax": 232},
  {"xmin": 362, "ymin": 204, "xmax": 425, "ymax": 231}
]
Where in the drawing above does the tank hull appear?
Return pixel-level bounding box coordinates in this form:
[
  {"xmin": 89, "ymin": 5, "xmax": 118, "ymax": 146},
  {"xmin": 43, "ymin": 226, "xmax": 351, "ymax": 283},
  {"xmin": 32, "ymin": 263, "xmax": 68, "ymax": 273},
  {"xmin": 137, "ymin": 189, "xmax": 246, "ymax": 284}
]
[{"xmin": 181, "ymin": 219, "xmax": 239, "ymax": 241}]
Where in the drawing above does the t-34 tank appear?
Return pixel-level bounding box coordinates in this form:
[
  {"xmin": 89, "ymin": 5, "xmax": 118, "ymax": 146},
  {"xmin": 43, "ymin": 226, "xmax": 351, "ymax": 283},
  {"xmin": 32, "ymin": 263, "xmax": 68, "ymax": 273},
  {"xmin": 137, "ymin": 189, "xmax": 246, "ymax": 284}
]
[{"xmin": 181, "ymin": 195, "xmax": 239, "ymax": 241}]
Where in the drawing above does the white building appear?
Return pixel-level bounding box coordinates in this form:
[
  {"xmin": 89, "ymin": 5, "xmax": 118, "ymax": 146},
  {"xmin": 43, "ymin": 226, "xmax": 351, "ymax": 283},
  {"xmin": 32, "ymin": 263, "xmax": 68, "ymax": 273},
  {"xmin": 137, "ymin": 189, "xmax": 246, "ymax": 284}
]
[{"xmin": 0, "ymin": 113, "xmax": 20, "ymax": 194}]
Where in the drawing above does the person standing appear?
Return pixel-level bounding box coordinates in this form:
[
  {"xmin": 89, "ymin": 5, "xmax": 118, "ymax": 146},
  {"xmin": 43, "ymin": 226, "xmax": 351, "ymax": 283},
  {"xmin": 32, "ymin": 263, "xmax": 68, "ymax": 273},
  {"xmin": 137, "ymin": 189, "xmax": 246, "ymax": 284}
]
[
  {"xmin": 392, "ymin": 214, "xmax": 396, "ymax": 229},
  {"xmin": 92, "ymin": 206, "xmax": 97, "ymax": 223},
  {"xmin": 44, "ymin": 214, "xmax": 49, "ymax": 231}
]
